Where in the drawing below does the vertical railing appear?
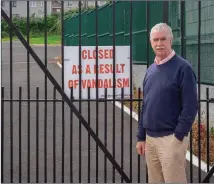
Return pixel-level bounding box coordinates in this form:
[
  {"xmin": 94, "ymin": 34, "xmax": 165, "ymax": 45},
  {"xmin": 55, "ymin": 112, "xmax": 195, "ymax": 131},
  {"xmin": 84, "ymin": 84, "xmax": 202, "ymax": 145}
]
[
  {"xmin": 104, "ymin": 88, "xmax": 108, "ymax": 183},
  {"xmin": 121, "ymin": 88, "xmax": 124, "ymax": 183},
  {"xmin": 36, "ymin": 87, "xmax": 39, "ymax": 183},
  {"xmin": 95, "ymin": 1, "xmax": 99, "ymax": 183},
  {"xmin": 145, "ymin": 1, "xmax": 150, "ymax": 182},
  {"xmin": 112, "ymin": 1, "xmax": 116, "ymax": 183},
  {"xmin": 180, "ymin": 2, "xmax": 195, "ymax": 183},
  {"xmin": 197, "ymin": 1, "xmax": 202, "ymax": 182},
  {"xmin": 180, "ymin": 1, "xmax": 185, "ymax": 58},
  {"xmin": 9, "ymin": 2, "xmax": 13, "ymax": 182},
  {"xmin": 19, "ymin": 87, "xmax": 22, "ymax": 183},
  {"xmin": 26, "ymin": 2, "xmax": 30, "ymax": 182},
  {"xmin": 1, "ymin": 87, "xmax": 4, "ymax": 183},
  {"xmin": 87, "ymin": 87, "xmax": 91, "ymax": 183},
  {"xmin": 70, "ymin": 88, "xmax": 73, "ymax": 183},
  {"xmin": 78, "ymin": 1, "xmax": 82, "ymax": 183},
  {"xmin": 137, "ymin": 87, "xmax": 141, "ymax": 183},
  {"xmin": 53, "ymin": 87, "xmax": 56, "ymax": 183},
  {"xmin": 44, "ymin": 1, "xmax": 48, "ymax": 182},
  {"xmin": 61, "ymin": 1, "xmax": 65, "ymax": 183},
  {"xmin": 163, "ymin": 1, "xmax": 169, "ymax": 23},
  {"xmin": 129, "ymin": 1, "xmax": 133, "ymax": 182},
  {"xmin": 206, "ymin": 88, "xmax": 210, "ymax": 183}
]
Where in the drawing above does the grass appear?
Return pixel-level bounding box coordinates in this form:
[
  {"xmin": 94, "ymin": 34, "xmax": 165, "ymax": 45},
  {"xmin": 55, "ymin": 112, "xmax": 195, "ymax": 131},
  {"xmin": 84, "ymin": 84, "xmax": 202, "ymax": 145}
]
[
  {"xmin": 1, "ymin": 35, "xmax": 61, "ymax": 45},
  {"xmin": 124, "ymin": 86, "xmax": 214, "ymax": 166}
]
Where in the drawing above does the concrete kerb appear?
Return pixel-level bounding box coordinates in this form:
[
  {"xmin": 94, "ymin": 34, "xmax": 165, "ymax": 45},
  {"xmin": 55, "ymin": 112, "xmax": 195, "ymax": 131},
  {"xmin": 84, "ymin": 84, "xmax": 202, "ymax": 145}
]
[{"xmin": 56, "ymin": 61, "xmax": 213, "ymax": 175}]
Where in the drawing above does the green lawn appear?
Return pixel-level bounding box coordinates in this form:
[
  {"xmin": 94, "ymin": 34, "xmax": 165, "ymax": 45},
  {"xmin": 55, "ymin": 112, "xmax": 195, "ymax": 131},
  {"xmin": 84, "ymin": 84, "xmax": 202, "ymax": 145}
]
[{"xmin": 2, "ymin": 35, "xmax": 61, "ymax": 45}]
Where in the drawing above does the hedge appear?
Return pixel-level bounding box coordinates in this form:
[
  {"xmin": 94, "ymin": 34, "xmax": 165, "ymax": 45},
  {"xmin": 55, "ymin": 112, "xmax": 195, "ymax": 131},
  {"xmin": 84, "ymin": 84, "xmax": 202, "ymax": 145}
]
[{"xmin": 1, "ymin": 6, "xmax": 95, "ymax": 38}]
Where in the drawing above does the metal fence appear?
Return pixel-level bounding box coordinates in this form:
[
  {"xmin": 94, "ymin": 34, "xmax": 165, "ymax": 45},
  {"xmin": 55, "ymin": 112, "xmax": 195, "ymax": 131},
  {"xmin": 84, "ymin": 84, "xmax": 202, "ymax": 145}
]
[{"xmin": 1, "ymin": 1, "xmax": 214, "ymax": 183}]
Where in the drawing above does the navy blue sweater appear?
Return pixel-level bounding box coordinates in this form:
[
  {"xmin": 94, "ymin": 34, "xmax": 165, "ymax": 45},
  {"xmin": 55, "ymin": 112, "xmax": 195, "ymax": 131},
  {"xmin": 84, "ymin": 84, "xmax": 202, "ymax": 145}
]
[{"xmin": 137, "ymin": 54, "xmax": 198, "ymax": 141}]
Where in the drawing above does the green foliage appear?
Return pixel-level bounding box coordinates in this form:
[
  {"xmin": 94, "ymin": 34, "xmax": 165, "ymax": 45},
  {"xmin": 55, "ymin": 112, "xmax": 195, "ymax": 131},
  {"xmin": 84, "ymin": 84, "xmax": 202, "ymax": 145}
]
[
  {"xmin": 210, "ymin": 126, "xmax": 214, "ymax": 136},
  {"xmin": 1, "ymin": 6, "xmax": 94, "ymax": 38}
]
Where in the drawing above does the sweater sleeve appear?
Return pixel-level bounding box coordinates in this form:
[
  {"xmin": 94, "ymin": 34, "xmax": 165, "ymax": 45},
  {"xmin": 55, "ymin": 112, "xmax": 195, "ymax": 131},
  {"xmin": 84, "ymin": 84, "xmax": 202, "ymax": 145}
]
[
  {"xmin": 174, "ymin": 64, "xmax": 198, "ymax": 141},
  {"xmin": 136, "ymin": 75, "xmax": 147, "ymax": 142},
  {"xmin": 137, "ymin": 98, "xmax": 146, "ymax": 141}
]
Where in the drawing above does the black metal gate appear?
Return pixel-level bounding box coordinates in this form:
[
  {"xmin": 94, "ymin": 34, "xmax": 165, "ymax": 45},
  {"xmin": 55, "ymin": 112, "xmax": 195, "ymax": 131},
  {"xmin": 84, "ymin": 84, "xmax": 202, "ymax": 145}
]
[{"xmin": 1, "ymin": 1, "xmax": 214, "ymax": 183}]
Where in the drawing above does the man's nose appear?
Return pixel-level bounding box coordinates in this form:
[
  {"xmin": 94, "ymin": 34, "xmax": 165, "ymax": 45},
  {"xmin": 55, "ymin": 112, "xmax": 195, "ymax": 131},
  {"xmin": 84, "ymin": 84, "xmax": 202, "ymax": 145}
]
[{"xmin": 157, "ymin": 39, "xmax": 162, "ymax": 45}]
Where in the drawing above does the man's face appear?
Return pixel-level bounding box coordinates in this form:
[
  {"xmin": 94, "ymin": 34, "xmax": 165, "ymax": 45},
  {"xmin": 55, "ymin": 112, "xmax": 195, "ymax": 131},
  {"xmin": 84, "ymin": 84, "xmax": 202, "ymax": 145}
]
[{"xmin": 150, "ymin": 30, "xmax": 172, "ymax": 60}]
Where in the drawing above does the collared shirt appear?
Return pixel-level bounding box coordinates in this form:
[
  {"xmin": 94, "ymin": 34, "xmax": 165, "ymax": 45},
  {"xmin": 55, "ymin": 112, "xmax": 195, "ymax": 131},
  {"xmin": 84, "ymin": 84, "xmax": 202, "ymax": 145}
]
[{"xmin": 154, "ymin": 50, "xmax": 175, "ymax": 65}]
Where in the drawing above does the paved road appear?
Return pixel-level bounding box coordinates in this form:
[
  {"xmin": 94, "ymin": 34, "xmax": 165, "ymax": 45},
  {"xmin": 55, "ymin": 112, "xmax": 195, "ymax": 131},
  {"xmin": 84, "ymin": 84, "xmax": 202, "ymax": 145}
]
[{"xmin": 1, "ymin": 41, "xmax": 214, "ymax": 183}]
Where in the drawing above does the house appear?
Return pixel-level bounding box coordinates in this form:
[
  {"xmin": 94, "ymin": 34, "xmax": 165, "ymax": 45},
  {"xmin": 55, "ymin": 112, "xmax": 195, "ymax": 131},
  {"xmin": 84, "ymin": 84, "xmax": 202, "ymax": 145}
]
[{"xmin": 1, "ymin": 1, "xmax": 107, "ymax": 18}]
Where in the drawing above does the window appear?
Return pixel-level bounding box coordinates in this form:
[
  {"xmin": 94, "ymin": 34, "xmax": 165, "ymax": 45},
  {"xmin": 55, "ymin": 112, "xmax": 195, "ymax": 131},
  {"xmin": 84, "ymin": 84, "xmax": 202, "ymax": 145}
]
[
  {"xmin": 41, "ymin": 1, "xmax": 44, "ymax": 7},
  {"xmin": 12, "ymin": 1, "xmax": 17, "ymax": 7},
  {"xmin": 2, "ymin": 1, "xmax": 4, "ymax": 7},
  {"xmin": 30, "ymin": 1, "xmax": 36, "ymax": 7},
  {"xmin": 68, "ymin": 1, "xmax": 72, "ymax": 7}
]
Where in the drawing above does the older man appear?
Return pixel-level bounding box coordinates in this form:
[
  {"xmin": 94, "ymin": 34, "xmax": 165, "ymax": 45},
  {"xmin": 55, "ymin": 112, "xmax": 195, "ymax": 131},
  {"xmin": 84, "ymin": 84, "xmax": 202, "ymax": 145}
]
[{"xmin": 136, "ymin": 23, "xmax": 198, "ymax": 183}]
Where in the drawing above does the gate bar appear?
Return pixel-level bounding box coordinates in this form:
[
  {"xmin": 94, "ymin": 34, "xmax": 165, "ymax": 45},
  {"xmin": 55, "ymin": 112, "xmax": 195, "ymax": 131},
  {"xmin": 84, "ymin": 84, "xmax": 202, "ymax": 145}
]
[
  {"xmin": 60, "ymin": 1, "xmax": 65, "ymax": 182},
  {"xmin": 206, "ymin": 87, "xmax": 210, "ymax": 180},
  {"xmin": 26, "ymin": 1, "xmax": 31, "ymax": 183},
  {"xmin": 19, "ymin": 87, "xmax": 22, "ymax": 183},
  {"xmin": 95, "ymin": 1, "xmax": 99, "ymax": 182},
  {"xmin": 197, "ymin": 1, "xmax": 202, "ymax": 182},
  {"xmin": 44, "ymin": 1, "xmax": 48, "ymax": 182},
  {"xmin": 1, "ymin": 8, "xmax": 131, "ymax": 183},
  {"xmin": 112, "ymin": 1, "xmax": 116, "ymax": 182},
  {"xmin": 78, "ymin": 2, "xmax": 82, "ymax": 182},
  {"xmin": 1, "ymin": 87, "xmax": 4, "ymax": 183},
  {"xmin": 9, "ymin": 2, "xmax": 14, "ymax": 182},
  {"xmin": 202, "ymin": 166, "xmax": 214, "ymax": 183}
]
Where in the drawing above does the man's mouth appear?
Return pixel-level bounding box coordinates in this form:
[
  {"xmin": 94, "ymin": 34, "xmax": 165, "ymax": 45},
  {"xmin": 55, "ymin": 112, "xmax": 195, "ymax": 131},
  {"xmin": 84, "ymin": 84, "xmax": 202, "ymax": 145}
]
[
  {"xmin": 156, "ymin": 48, "xmax": 164, "ymax": 51},
  {"xmin": 156, "ymin": 47, "xmax": 164, "ymax": 50}
]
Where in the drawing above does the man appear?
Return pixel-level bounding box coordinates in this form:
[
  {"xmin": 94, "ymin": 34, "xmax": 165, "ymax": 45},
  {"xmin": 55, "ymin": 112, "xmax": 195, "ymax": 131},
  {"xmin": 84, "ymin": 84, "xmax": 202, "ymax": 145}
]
[{"xmin": 136, "ymin": 23, "xmax": 198, "ymax": 183}]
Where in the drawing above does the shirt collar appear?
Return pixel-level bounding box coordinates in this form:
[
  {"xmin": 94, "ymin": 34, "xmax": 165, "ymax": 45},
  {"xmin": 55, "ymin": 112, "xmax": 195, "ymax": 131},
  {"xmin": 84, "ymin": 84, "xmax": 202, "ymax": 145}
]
[{"xmin": 154, "ymin": 50, "xmax": 175, "ymax": 65}]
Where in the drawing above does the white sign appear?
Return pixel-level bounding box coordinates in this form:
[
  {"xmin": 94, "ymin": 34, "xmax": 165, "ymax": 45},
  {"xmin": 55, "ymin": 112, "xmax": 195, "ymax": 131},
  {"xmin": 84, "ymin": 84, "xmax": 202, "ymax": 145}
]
[{"xmin": 64, "ymin": 46, "xmax": 130, "ymax": 99}]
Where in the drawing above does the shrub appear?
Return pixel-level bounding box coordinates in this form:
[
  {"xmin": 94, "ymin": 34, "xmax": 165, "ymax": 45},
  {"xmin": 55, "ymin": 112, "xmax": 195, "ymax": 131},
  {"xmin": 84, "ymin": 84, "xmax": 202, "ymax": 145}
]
[{"xmin": 1, "ymin": 7, "xmax": 95, "ymax": 38}]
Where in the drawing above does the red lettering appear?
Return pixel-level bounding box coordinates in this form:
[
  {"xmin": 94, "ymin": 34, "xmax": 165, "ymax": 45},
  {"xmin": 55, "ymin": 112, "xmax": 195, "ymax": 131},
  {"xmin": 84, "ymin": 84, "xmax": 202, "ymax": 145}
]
[
  {"xmin": 104, "ymin": 50, "xmax": 108, "ymax": 58},
  {"xmin": 82, "ymin": 50, "xmax": 87, "ymax": 59},
  {"xmin": 99, "ymin": 49, "xmax": 104, "ymax": 59},
  {"xmin": 72, "ymin": 65, "xmax": 77, "ymax": 74},
  {"xmin": 74, "ymin": 80, "xmax": 78, "ymax": 88},
  {"xmin": 88, "ymin": 50, "xmax": 93, "ymax": 59},
  {"xmin": 68, "ymin": 80, "xmax": 79, "ymax": 89},
  {"xmin": 81, "ymin": 49, "xmax": 114, "ymax": 59},
  {"xmin": 82, "ymin": 80, "xmax": 87, "ymax": 88},
  {"xmin": 85, "ymin": 64, "xmax": 91, "ymax": 74},
  {"xmin": 123, "ymin": 78, "xmax": 129, "ymax": 87},
  {"xmin": 100, "ymin": 64, "xmax": 104, "ymax": 73},
  {"xmin": 105, "ymin": 64, "xmax": 110, "ymax": 73},
  {"xmin": 117, "ymin": 78, "xmax": 122, "ymax": 88},
  {"xmin": 110, "ymin": 49, "xmax": 113, "ymax": 58}
]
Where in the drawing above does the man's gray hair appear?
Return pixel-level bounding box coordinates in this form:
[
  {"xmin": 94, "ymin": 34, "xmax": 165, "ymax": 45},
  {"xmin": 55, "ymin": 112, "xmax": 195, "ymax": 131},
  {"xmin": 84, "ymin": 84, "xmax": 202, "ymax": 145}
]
[{"xmin": 150, "ymin": 23, "xmax": 173, "ymax": 40}]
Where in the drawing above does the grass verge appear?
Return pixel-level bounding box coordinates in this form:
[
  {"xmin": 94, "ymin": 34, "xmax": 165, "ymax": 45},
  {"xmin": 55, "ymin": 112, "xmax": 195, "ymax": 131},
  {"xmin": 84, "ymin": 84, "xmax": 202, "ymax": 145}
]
[
  {"xmin": 124, "ymin": 86, "xmax": 214, "ymax": 166},
  {"xmin": 1, "ymin": 35, "xmax": 61, "ymax": 45}
]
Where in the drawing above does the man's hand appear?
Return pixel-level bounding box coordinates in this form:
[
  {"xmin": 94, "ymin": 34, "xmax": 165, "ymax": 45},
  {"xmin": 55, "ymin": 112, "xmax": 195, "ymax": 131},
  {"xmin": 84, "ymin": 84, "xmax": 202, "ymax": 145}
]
[{"xmin": 136, "ymin": 141, "xmax": 146, "ymax": 155}]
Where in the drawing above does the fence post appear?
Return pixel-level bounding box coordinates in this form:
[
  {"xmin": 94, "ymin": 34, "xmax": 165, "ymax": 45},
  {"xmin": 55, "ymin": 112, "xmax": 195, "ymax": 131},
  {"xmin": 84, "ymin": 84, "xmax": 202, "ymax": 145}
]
[{"xmin": 163, "ymin": 1, "xmax": 169, "ymax": 23}]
